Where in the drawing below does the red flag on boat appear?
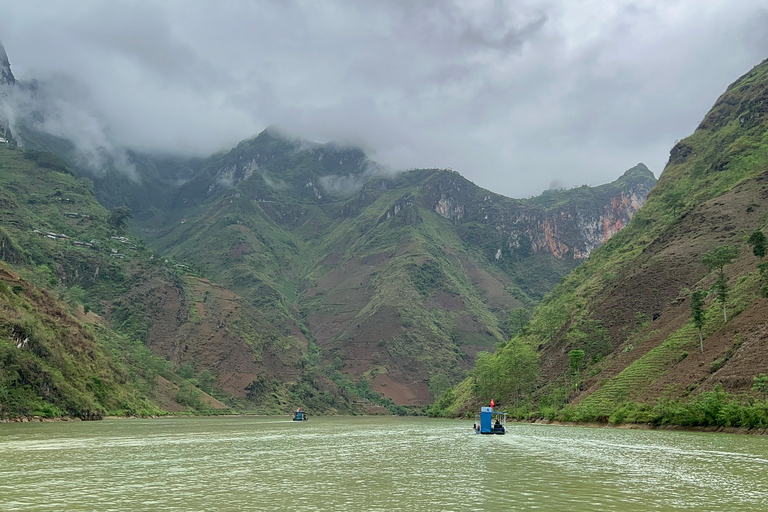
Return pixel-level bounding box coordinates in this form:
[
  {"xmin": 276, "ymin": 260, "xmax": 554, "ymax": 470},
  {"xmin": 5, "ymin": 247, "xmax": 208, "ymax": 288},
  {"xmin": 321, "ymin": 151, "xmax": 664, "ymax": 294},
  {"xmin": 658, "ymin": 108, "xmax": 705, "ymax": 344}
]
[{"xmin": 490, "ymin": 399, "xmax": 495, "ymax": 408}]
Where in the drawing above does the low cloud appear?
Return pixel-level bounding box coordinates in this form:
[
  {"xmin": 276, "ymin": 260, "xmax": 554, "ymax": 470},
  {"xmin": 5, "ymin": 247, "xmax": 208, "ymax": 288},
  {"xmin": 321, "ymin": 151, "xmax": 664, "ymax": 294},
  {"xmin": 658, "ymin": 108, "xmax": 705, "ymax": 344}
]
[
  {"xmin": 1, "ymin": 74, "xmax": 138, "ymax": 179},
  {"xmin": 318, "ymin": 162, "xmax": 390, "ymax": 197},
  {"xmin": 0, "ymin": 1, "xmax": 767, "ymax": 197}
]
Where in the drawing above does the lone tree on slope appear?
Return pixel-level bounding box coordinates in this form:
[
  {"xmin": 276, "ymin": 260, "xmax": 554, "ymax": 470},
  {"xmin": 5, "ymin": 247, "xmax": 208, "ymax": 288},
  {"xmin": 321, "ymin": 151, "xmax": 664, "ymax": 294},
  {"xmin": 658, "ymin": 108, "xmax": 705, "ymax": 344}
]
[
  {"xmin": 108, "ymin": 206, "xmax": 134, "ymax": 235},
  {"xmin": 747, "ymin": 229, "xmax": 766, "ymax": 260},
  {"xmin": 701, "ymin": 245, "xmax": 739, "ymax": 322},
  {"xmin": 690, "ymin": 289, "xmax": 706, "ymax": 352}
]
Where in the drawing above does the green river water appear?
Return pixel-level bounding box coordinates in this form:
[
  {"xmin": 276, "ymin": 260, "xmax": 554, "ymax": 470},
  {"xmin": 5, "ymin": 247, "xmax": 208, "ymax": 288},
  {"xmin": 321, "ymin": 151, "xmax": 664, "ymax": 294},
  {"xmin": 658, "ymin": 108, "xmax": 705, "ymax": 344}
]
[{"xmin": 1, "ymin": 416, "xmax": 767, "ymax": 511}]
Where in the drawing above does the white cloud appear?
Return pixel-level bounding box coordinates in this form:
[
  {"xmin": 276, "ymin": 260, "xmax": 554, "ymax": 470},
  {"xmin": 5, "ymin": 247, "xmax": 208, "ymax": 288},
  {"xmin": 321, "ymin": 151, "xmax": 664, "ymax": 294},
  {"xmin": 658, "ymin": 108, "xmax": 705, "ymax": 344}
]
[{"xmin": 0, "ymin": 0, "xmax": 766, "ymax": 197}]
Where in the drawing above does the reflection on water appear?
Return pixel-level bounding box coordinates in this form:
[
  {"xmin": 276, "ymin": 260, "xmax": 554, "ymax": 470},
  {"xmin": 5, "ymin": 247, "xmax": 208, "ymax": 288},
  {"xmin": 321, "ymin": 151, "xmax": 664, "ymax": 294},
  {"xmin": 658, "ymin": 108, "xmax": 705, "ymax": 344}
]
[{"xmin": 1, "ymin": 417, "xmax": 767, "ymax": 511}]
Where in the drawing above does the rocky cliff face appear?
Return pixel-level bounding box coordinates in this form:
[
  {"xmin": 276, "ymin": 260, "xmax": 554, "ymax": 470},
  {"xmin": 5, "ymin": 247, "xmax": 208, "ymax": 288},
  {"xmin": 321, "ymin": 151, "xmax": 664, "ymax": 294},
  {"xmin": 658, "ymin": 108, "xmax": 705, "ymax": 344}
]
[
  {"xmin": 0, "ymin": 37, "xmax": 658, "ymax": 410},
  {"xmin": 438, "ymin": 59, "xmax": 768, "ymax": 424},
  {"xmin": 0, "ymin": 40, "xmax": 14, "ymax": 86},
  {"xmin": 422, "ymin": 164, "xmax": 655, "ymax": 262}
]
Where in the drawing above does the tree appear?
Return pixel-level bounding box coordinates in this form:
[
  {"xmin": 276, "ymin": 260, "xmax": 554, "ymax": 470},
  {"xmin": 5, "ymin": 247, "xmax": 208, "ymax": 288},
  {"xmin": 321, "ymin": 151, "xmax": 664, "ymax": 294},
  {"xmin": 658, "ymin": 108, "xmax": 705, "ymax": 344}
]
[
  {"xmin": 660, "ymin": 188, "xmax": 686, "ymax": 218},
  {"xmin": 747, "ymin": 229, "xmax": 766, "ymax": 260},
  {"xmin": 568, "ymin": 350, "xmax": 585, "ymax": 375},
  {"xmin": 701, "ymin": 245, "xmax": 739, "ymax": 323},
  {"xmin": 107, "ymin": 206, "xmax": 134, "ymax": 234},
  {"xmin": 714, "ymin": 274, "xmax": 729, "ymax": 322},
  {"xmin": 495, "ymin": 339, "xmax": 540, "ymax": 406},
  {"xmin": 428, "ymin": 374, "xmax": 450, "ymax": 400},
  {"xmin": 472, "ymin": 340, "xmax": 539, "ymax": 406},
  {"xmin": 759, "ymin": 261, "xmax": 768, "ymax": 298},
  {"xmin": 690, "ymin": 289, "xmax": 706, "ymax": 352},
  {"xmin": 701, "ymin": 245, "xmax": 739, "ymax": 276},
  {"xmin": 753, "ymin": 374, "xmax": 768, "ymax": 401},
  {"xmin": 472, "ymin": 352, "xmax": 497, "ymax": 402},
  {"xmin": 504, "ymin": 307, "xmax": 530, "ymax": 337}
]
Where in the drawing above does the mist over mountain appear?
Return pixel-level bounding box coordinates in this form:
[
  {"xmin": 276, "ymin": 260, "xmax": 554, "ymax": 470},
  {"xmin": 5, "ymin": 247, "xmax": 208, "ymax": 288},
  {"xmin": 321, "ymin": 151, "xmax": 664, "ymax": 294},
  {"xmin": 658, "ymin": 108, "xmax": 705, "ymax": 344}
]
[
  {"xmin": 2, "ymin": 1, "xmax": 766, "ymax": 197},
  {"xmin": 0, "ymin": 36, "xmax": 658, "ymax": 414},
  {"xmin": 433, "ymin": 58, "xmax": 768, "ymax": 428}
]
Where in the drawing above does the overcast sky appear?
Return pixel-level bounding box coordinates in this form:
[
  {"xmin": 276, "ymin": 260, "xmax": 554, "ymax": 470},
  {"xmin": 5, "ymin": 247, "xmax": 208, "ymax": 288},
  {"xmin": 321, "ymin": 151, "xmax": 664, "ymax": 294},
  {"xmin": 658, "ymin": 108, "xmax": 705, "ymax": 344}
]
[{"xmin": 1, "ymin": 0, "xmax": 767, "ymax": 197}]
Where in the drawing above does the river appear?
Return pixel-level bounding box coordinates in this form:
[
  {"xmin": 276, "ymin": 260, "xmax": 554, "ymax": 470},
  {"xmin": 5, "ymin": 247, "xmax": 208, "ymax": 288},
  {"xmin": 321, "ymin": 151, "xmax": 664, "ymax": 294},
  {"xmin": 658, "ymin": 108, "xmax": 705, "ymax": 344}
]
[{"xmin": 1, "ymin": 416, "xmax": 767, "ymax": 511}]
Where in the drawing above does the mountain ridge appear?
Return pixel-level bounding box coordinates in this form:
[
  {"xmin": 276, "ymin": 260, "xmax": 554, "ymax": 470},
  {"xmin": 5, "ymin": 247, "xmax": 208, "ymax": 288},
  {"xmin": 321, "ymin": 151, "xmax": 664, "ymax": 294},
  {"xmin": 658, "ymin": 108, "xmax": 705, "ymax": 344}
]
[
  {"xmin": 0, "ymin": 42, "xmax": 657, "ymax": 415},
  {"xmin": 432, "ymin": 57, "xmax": 768, "ymax": 427}
]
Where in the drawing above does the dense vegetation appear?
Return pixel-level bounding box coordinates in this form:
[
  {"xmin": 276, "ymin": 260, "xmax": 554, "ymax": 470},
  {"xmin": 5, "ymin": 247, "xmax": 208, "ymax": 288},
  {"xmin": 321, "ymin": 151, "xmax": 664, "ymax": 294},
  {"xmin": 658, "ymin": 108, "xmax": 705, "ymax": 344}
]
[{"xmin": 431, "ymin": 59, "xmax": 768, "ymax": 430}]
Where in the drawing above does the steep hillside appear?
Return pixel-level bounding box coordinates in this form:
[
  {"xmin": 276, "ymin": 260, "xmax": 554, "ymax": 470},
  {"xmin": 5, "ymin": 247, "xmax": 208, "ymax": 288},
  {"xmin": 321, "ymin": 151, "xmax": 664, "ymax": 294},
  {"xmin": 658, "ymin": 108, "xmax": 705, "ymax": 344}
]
[
  {"xmin": 1, "ymin": 121, "xmax": 654, "ymax": 411},
  {"xmin": 146, "ymin": 134, "xmax": 654, "ymax": 406},
  {"xmin": 0, "ymin": 42, "xmax": 655, "ymax": 410},
  {"xmin": 0, "ymin": 143, "xmax": 354, "ymax": 417},
  {"xmin": 0, "ymin": 262, "xmax": 162, "ymax": 420},
  {"xmin": 436, "ymin": 58, "xmax": 768, "ymax": 428}
]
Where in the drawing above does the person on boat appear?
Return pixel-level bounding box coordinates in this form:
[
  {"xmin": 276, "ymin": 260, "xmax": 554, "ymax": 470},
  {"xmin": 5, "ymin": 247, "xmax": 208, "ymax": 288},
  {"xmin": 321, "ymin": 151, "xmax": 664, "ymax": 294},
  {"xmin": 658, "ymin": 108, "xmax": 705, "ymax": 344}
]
[{"xmin": 494, "ymin": 419, "xmax": 501, "ymax": 430}]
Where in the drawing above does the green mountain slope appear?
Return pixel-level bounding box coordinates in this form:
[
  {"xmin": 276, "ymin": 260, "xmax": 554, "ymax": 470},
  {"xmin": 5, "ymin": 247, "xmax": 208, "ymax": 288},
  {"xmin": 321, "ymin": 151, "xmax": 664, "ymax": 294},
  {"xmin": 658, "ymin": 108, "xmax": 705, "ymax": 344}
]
[
  {"xmin": 0, "ymin": 39, "xmax": 656, "ymax": 411},
  {"xmin": 436, "ymin": 58, "xmax": 768, "ymax": 427},
  {"xmin": 0, "ymin": 261, "xmax": 162, "ymax": 420},
  {"xmin": 0, "ymin": 143, "xmax": 359, "ymax": 418},
  {"xmin": 141, "ymin": 132, "xmax": 654, "ymax": 406}
]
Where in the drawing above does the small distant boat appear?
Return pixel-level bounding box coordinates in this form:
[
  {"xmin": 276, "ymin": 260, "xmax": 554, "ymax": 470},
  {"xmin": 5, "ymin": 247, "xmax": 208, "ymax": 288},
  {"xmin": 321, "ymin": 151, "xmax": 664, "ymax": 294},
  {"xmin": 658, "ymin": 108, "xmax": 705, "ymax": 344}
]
[
  {"xmin": 474, "ymin": 406, "xmax": 506, "ymax": 434},
  {"xmin": 292, "ymin": 409, "xmax": 308, "ymax": 421}
]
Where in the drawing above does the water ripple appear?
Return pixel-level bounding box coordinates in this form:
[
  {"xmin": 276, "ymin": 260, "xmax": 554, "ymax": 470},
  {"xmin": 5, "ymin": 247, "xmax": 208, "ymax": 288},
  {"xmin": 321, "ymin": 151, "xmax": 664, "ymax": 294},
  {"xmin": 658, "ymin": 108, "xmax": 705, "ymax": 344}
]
[{"xmin": 1, "ymin": 418, "xmax": 767, "ymax": 511}]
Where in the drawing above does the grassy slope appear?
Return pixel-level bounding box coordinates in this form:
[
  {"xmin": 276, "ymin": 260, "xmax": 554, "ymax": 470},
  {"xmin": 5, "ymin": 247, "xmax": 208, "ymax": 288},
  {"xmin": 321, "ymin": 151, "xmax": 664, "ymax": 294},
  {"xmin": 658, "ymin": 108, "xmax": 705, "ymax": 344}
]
[
  {"xmin": 0, "ymin": 262, "xmax": 165, "ymax": 419},
  {"xmin": 1, "ymin": 118, "xmax": 656, "ymax": 412},
  {"xmin": 435, "ymin": 59, "xmax": 768, "ymax": 425},
  {"xmin": 0, "ymin": 145, "xmax": 237, "ymax": 418},
  {"xmin": 151, "ymin": 155, "xmax": 652, "ymax": 407}
]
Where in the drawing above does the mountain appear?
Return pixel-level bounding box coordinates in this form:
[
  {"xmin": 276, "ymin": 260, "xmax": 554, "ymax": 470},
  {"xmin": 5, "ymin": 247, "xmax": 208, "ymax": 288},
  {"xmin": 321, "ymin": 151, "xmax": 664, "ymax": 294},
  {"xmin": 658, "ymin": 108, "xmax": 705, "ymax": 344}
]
[
  {"xmin": 129, "ymin": 130, "xmax": 654, "ymax": 406},
  {"xmin": 0, "ymin": 40, "xmax": 14, "ymax": 86},
  {"xmin": 0, "ymin": 43, "xmax": 656, "ymax": 415},
  {"xmin": 434, "ymin": 58, "xmax": 768, "ymax": 428},
  {"xmin": 0, "ymin": 142, "xmax": 368, "ymax": 417}
]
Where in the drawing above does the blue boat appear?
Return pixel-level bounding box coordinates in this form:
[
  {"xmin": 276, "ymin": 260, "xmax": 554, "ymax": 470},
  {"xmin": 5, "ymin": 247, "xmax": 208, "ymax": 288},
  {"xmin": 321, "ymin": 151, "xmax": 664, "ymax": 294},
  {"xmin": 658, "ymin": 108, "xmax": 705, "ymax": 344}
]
[
  {"xmin": 474, "ymin": 406, "xmax": 506, "ymax": 434},
  {"xmin": 292, "ymin": 409, "xmax": 308, "ymax": 421}
]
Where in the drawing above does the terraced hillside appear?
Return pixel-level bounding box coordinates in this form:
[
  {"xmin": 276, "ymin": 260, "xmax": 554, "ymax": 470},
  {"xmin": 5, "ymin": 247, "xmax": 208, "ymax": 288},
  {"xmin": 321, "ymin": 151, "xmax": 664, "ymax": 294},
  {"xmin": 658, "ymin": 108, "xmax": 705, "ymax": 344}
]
[
  {"xmin": 0, "ymin": 144, "xmax": 357, "ymax": 418},
  {"xmin": 435, "ymin": 58, "xmax": 768, "ymax": 428},
  {"xmin": 0, "ymin": 40, "xmax": 656, "ymax": 411},
  {"xmin": 134, "ymin": 129, "xmax": 654, "ymax": 406}
]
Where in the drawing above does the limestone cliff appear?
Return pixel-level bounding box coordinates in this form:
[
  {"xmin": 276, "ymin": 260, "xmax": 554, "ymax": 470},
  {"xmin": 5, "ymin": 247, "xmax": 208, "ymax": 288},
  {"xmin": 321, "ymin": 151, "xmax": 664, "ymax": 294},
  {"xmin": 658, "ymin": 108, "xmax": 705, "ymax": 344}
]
[
  {"xmin": 0, "ymin": 40, "xmax": 14, "ymax": 86},
  {"xmin": 422, "ymin": 164, "xmax": 656, "ymax": 262}
]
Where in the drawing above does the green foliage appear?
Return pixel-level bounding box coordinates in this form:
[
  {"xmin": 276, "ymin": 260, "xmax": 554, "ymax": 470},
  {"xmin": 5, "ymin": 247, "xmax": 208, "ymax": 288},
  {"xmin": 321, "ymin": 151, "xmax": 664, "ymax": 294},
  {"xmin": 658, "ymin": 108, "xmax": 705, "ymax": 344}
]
[
  {"xmin": 503, "ymin": 308, "xmax": 531, "ymax": 337},
  {"xmin": 700, "ymin": 245, "xmax": 738, "ymax": 323},
  {"xmin": 0, "ymin": 227, "xmax": 27, "ymax": 264},
  {"xmin": 714, "ymin": 273, "xmax": 729, "ymax": 322},
  {"xmin": 690, "ymin": 289, "xmax": 706, "ymax": 351},
  {"xmin": 428, "ymin": 374, "xmax": 450, "ymax": 399},
  {"xmin": 23, "ymin": 150, "xmax": 71, "ymax": 174},
  {"xmin": 659, "ymin": 188, "xmax": 687, "ymax": 218},
  {"xmin": 409, "ymin": 259, "xmax": 444, "ymax": 296},
  {"xmin": 753, "ymin": 374, "xmax": 768, "ymax": 400},
  {"xmin": 0, "ymin": 296, "xmax": 162, "ymax": 420},
  {"xmin": 472, "ymin": 339, "xmax": 539, "ymax": 406},
  {"xmin": 196, "ymin": 370, "xmax": 216, "ymax": 394},
  {"xmin": 107, "ymin": 206, "xmax": 134, "ymax": 234},
  {"xmin": 568, "ymin": 350, "xmax": 585, "ymax": 375},
  {"xmin": 558, "ymin": 385, "xmax": 768, "ymax": 430},
  {"xmin": 426, "ymin": 387, "xmax": 455, "ymax": 417},
  {"xmin": 565, "ymin": 315, "xmax": 611, "ymax": 362},
  {"xmin": 701, "ymin": 245, "xmax": 739, "ymax": 275},
  {"xmin": 109, "ymin": 302, "xmax": 150, "ymax": 343},
  {"xmin": 760, "ymin": 261, "xmax": 768, "ymax": 298},
  {"xmin": 747, "ymin": 229, "xmax": 766, "ymax": 259}
]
